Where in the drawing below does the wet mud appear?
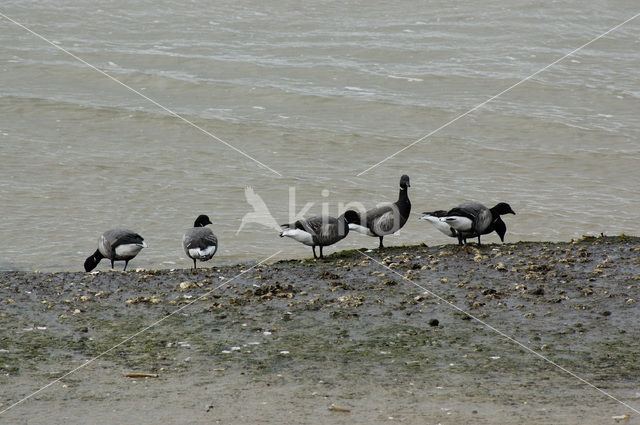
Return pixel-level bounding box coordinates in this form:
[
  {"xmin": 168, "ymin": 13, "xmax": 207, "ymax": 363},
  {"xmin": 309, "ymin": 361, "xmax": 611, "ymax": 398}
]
[{"xmin": 1, "ymin": 235, "xmax": 639, "ymax": 424}]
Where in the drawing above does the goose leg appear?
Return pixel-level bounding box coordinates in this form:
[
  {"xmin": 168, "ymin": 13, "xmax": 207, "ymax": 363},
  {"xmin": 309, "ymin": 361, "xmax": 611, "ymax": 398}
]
[
  {"xmin": 193, "ymin": 258, "xmax": 197, "ymax": 270},
  {"xmin": 477, "ymin": 235, "xmax": 481, "ymax": 245},
  {"xmin": 110, "ymin": 258, "xmax": 115, "ymax": 269},
  {"xmin": 378, "ymin": 236, "xmax": 384, "ymax": 249},
  {"xmin": 312, "ymin": 246, "xmax": 318, "ymax": 259},
  {"xmin": 319, "ymin": 246, "xmax": 324, "ymax": 259},
  {"xmin": 123, "ymin": 260, "xmax": 129, "ymax": 271}
]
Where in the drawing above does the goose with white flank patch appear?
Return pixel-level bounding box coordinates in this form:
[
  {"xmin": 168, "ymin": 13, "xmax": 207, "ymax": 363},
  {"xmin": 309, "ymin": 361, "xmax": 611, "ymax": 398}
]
[
  {"xmin": 84, "ymin": 229, "xmax": 147, "ymax": 272},
  {"xmin": 280, "ymin": 211, "xmax": 358, "ymax": 259},
  {"xmin": 183, "ymin": 215, "xmax": 218, "ymax": 269},
  {"xmin": 436, "ymin": 202, "xmax": 515, "ymax": 246},
  {"xmin": 419, "ymin": 210, "xmax": 458, "ymax": 238},
  {"xmin": 420, "ymin": 209, "xmax": 510, "ymax": 245},
  {"xmin": 348, "ymin": 174, "xmax": 411, "ymax": 249}
]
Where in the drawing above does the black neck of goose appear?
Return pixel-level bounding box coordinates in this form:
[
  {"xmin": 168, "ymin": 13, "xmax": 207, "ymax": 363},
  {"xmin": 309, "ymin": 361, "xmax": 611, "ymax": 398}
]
[
  {"xmin": 398, "ymin": 185, "xmax": 410, "ymax": 203},
  {"xmin": 490, "ymin": 205, "xmax": 506, "ymax": 217},
  {"xmin": 343, "ymin": 210, "xmax": 361, "ymax": 226},
  {"xmin": 84, "ymin": 249, "xmax": 104, "ymax": 272},
  {"xmin": 492, "ymin": 216, "xmax": 507, "ymax": 242},
  {"xmin": 397, "ymin": 186, "xmax": 411, "ymax": 218},
  {"xmin": 92, "ymin": 249, "xmax": 104, "ymax": 261}
]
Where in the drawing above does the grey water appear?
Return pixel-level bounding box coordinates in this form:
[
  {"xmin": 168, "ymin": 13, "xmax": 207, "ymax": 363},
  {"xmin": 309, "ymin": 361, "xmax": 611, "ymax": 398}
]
[{"xmin": 1, "ymin": 0, "xmax": 639, "ymax": 271}]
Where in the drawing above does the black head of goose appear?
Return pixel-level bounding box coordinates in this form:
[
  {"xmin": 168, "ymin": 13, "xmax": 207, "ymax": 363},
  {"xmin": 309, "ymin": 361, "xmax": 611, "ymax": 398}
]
[
  {"xmin": 183, "ymin": 214, "xmax": 218, "ymax": 270},
  {"xmin": 485, "ymin": 203, "xmax": 514, "ymax": 243},
  {"xmin": 280, "ymin": 210, "xmax": 358, "ymax": 259},
  {"xmin": 441, "ymin": 202, "xmax": 515, "ymax": 245},
  {"xmin": 84, "ymin": 228, "xmax": 147, "ymax": 272},
  {"xmin": 490, "ymin": 202, "xmax": 516, "ymax": 217},
  {"xmin": 348, "ymin": 174, "xmax": 411, "ymax": 249}
]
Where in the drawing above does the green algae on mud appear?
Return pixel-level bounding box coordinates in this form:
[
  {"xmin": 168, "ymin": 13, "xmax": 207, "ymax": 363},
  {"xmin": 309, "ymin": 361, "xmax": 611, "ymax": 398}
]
[{"xmin": 1, "ymin": 235, "xmax": 640, "ymax": 424}]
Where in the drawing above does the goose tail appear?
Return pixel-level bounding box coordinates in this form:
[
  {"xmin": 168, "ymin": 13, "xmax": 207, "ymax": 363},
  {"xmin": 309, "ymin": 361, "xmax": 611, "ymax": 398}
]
[{"xmin": 279, "ymin": 223, "xmax": 291, "ymax": 237}]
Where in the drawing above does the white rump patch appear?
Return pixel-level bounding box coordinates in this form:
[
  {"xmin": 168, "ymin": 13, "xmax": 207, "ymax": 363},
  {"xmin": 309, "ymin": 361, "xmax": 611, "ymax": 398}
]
[
  {"xmin": 348, "ymin": 223, "xmax": 375, "ymax": 237},
  {"xmin": 189, "ymin": 245, "xmax": 217, "ymax": 259},
  {"xmin": 421, "ymin": 215, "xmax": 457, "ymax": 237},
  {"xmin": 281, "ymin": 228, "xmax": 314, "ymax": 246},
  {"xmin": 114, "ymin": 243, "xmax": 146, "ymax": 258},
  {"xmin": 441, "ymin": 216, "xmax": 473, "ymax": 231}
]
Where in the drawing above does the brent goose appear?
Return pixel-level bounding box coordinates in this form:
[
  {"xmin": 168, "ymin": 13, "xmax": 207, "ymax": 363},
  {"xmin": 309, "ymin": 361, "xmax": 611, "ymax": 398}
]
[
  {"xmin": 183, "ymin": 215, "xmax": 218, "ymax": 270},
  {"xmin": 348, "ymin": 174, "xmax": 411, "ymax": 249},
  {"xmin": 420, "ymin": 210, "xmax": 510, "ymax": 245},
  {"xmin": 439, "ymin": 202, "xmax": 515, "ymax": 245},
  {"xmin": 84, "ymin": 229, "xmax": 147, "ymax": 272},
  {"xmin": 280, "ymin": 211, "xmax": 358, "ymax": 259}
]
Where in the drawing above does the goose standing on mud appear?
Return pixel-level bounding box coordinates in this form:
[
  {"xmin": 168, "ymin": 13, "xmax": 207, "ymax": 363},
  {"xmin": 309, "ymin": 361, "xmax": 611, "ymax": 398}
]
[
  {"xmin": 280, "ymin": 211, "xmax": 358, "ymax": 259},
  {"xmin": 420, "ymin": 209, "xmax": 510, "ymax": 245},
  {"xmin": 348, "ymin": 174, "xmax": 411, "ymax": 249},
  {"xmin": 84, "ymin": 229, "xmax": 147, "ymax": 272},
  {"xmin": 183, "ymin": 215, "xmax": 218, "ymax": 270},
  {"xmin": 436, "ymin": 202, "xmax": 515, "ymax": 246}
]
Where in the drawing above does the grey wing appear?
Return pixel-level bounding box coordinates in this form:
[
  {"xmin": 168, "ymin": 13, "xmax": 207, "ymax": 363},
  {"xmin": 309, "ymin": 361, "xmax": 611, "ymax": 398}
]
[
  {"xmin": 98, "ymin": 233, "xmax": 114, "ymax": 258},
  {"xmin": 199, "ymin": 229, "xmax": 218, "ymax": 249},
  {"xmin": 363, "ymin": 204, "xmax": 398, "ymax": 236},
  {"xmin": 319, "ymin": 217, "xmax": 349, "ymax": 245},
  {"xmin": 474, "ymin": 207, "xmax": 492, "ymax": 234},
  {"xmin": 457, "ymin": 202, "xmax": 487, "ymax": 217},
  {"xmin": 303, "ymin": 216, "xmax": 349, "ymax": 245},
  {"xmin": 371, "ymin": 208, "xmax": 399, "ymax": 236},
  {"xmin": 448, "ymin": 202, "xmax": 483, "ymax": 220},
  {"xmin": 184, "ymin": 228, "xmax": 217, "ymax": 250},
  {"xmin": 113, "ymin": 229, "xmax": 144, "ymax": 246},
  {"xmin": 453, "ymin": 202, "xmax": 491, "ymax": 232},
  {"xmin": 100, "ymin": 228, "xmax": 142, "ymax": 258},
  {"xmin": 302, "ymin": 216, "xmax": 336, "ymax": 236},
  {"xmin": 363, "ymin": 204, "xmax": 393, "ymax": 227}
]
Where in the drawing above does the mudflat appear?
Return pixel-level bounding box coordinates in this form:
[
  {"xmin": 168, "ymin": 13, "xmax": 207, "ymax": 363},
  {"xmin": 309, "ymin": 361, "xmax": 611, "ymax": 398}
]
[{"xmin": 1, "ymin": 235, "xmax": 639, "ymax": 424}]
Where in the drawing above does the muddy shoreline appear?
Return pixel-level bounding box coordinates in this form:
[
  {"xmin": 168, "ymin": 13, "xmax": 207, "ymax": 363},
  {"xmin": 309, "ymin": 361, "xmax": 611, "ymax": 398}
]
[{"xmin": 1, "ymin": 235, "xmax": 640, "ymax": 424}]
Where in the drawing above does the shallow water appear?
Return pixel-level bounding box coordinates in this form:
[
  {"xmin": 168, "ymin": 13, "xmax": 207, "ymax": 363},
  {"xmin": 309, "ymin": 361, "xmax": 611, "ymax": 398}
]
[{"xmin": 1, "ymin": 1, "xmax": 639, "ymax": 271}]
